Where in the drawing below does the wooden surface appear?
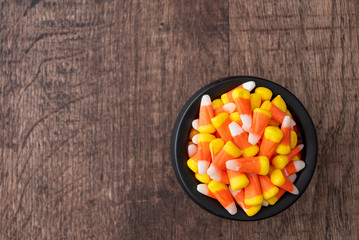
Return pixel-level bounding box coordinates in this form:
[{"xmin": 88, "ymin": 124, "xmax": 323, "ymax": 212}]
[{"xmin": 0, "ymin": 0, "xmax": 358, "ymax": 239}]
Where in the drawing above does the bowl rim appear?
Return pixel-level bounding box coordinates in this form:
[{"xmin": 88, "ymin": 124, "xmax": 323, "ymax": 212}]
[{"xmin": 171, "ymin": 76, "xmax": 318, "ymax": 221}]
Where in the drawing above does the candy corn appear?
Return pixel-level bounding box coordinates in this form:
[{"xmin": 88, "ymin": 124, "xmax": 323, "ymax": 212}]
[
  {"xmin": 286, "ymin": 144, "xmax": 304, "ymax": 161},
  {"xmin": 244, "ymin": 173, "xmax": 263, "ymax": 206},
  {"xmin": 270, "ymin": 169, "xmax": 299, "ymax": 194},
  {"xmin": 271, "ymin": 155, "xmax": 289, "ymax": 169},
  {"xmin": 259, "ymin": 126, "xmax": 283, "ymax": 159},
  {"xmin": 221, "ymin": 81, "xmax": 256, "ymax": 104},
  {"xmin": 258, "ymin": 175, "xmax": 279, "ymax": 200},
  {"xmin": 192, "ymin": 119, "xmax": 199, "ymax": 131},
  {"xmin": 227, "ymin": 169, "xmax": 249, "ymax": 190},
  {"xmin": 276, "ymin": 116, "xmax": 291, "ymax": 155},
  {"xmin": 271, "ymin": 95, "xmax": 287, "ymax": 112},
  {"xmin": 212, "ymin": 99, "xmax": 224, "ymax": 111},
  {"xmin": 229, "ymin": 122, "xmax": 259, "ymax": 157},
  {"xmin": 250, "ymin": 93, "xmax": 262, "ymax": 110},
  {"xmin": 198, "ymin": 95, "xmax": 216, "ymax": 133},
  {"xmin": 197, "ymin": 133, "xmax": 216, "ymax": 174},
  {"xmin": 211, "ymin": 113, "xmax": 233, "ymax": 142},
  {"xmin": 214, "ymin": 103, "xmax": 236, "ymax": 116},
  {"xmin": 195, "ymin": 173, "xmax": 211, "ymax": 183},
  {"xmin": 232, "ymin": 88, "xmax": 252, "ymax": 132},
  {"xmin": 283, "ymin": 160, "xmax": 305, "ymax": 176},
  {"xmin": 209, "ymin": 138, "xmax": 225, "ymax": 160},
  {"xmin": 186, "ymin": 83, "xmax": 306, "ymax": 217},
  {"xmin": 209, "ymin": 141, "xmax": 242, "ymax": 171},
  {"xmin": 248, "ymin": 108, "xmax": 271, "ymax": 145},
  {"xmin": 255, "ymin": 87, "xmax": 273, "ymax": 102},
  {"xmin": 229, "ymin": 112, "xmax": 243, "ymax": 126},
  {"xmin": 267, "ymin": 174, "xmax": 297, "ymax": 205},
  {"xmin": 197, "ymin": 184, "xmax": 216, "ymax": 199},
  {"xmin": 230, "ymin": 187, "xmax": 261, "ymax": 216},
  {"xmin": 208, "ymin": 180, "xmax": 237, "ymax": 215},
  {"xmin": 188, "ymin": 143, "xmax": 198, "ymax": 158},
  {"xmin": 226, "ymin": 156, "xmax": 269, "ymax": 175}
]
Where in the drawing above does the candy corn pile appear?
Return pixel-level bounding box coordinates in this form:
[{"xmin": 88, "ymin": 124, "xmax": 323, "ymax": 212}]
[{"xmin": 187, "ymin": 81, "xmax": 305, "ymax": 216}]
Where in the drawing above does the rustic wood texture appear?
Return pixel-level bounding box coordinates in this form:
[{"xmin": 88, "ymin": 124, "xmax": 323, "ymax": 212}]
[{"xmin": 0, "ymin": 0, "xmax": 358, "ymax": 239}]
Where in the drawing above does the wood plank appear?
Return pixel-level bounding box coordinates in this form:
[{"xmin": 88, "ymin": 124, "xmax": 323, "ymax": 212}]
[
  {"xmin": 0, "ymin": 0, "xmax": 230, "ymax": 239},
  {"xmin": 230, "ymin": 0, "xmax": 359, "ymax": 239}
]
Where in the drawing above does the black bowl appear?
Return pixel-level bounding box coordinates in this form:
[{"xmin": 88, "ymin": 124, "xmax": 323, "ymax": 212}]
[{"xmin": 171, "ymin": 76, "xmax": 318, "ymax": 221}]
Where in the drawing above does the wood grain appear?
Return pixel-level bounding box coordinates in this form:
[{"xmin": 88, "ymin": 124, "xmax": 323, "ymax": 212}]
[
  {"xmin": 230, "ymin": 0, "xmax": 359, "ymax": 239},
  {"xmin": 0, "ymin": 0, "xmax": 358, "ymax": 239}
]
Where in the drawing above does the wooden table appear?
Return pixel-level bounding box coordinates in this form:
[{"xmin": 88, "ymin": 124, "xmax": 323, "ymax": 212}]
[{"xmin": 1, "ymin": 1, "xmax": 358, "ymax": 239}]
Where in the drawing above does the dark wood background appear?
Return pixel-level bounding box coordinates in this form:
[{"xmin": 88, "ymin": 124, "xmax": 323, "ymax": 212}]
[{"xmin": 1, "ymin": 0, "xmax": 358, "ymax": 239}]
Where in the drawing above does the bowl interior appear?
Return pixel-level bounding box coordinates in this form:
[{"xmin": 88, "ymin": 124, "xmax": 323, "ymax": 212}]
[{"xmin": 171, "ymin": 76, "xmax": 317, "ymax": 220}]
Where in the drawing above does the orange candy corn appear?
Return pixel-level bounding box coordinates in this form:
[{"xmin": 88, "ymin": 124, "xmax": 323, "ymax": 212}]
[
  {"xmin": 226, "ymin": 156, "xmax": 269, "ymax": 175},
  {"xmin": 286, "ymin": 144, "xmax": 304, "ymax": 161},
  {"xmin": 232, "ymin": 88, "xmax": 252, "ymax": 132},
  {"xmin": 228, "ymin": 122, "xmax": 259, "ymax": 157},
  {"xmin": 210, "ymin": 141, "xmax": 243, "ymax": 170},
  {"xmin": 276, "ymin": 116, "xmax": 291, "ymax": 155},
  {"xmin": 267, "ymin": 174, "xmax": 297, "ymax": 205},
  {"xmin": 197, "ymin": 134, "xmax": 216, "ymax": 174},
  {"xmin": 211, "ymin": 113, "xmax": 233, "ymax": 142},
  {"xmin": 259, "ymin": 126, "xmax": 283, "ymax": 159},
  {"xmin": 214, "ymin": 103, "xmax": 236, "ymax": 116},
  {"xmin": 244, "ymin": 173, "xmax": 263, "ymax": 206},
  {"xmin": 197, "ymin": 184, "xmax": 216, "ymax": 199},
  {"xmin": 221, "ymin": 81, "xmax": 256, "ymax": 104},
  {"xmin": 198, "ymin": 95, "xmax": 216, "ymax": 133},
  {"xmin": 270, "ymin": 169, "xmax": 299, "ymax": 194},
  {"xmin": 283, "ymin": 160, "xmax": 305, "ymax": 176},
  {"xmin": 258, "ymin": 175, "xmax": 279, "ymax": 200},
  {"xmin": 248, "ymin": 108, "xmax": 272, "ymax": 145},
  {"xmin": 208, "ymin": 180, "xmax": 237, "ymax": 215},
  {"xmin": 227, "ymin": 169, "xmax": 249, "ymax": 190},
  {"xmin": 261, "ymin": 101, "xmax": 295, "ymax": 126},
  {"xmin": 229, "ymin": 187, "xmax": 261, "ymax": 216}
]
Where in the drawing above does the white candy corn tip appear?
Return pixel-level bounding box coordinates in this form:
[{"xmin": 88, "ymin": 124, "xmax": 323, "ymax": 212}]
[
  {"xmin": 201, "ymin": 95, "xmax": 212, "ymax": 107},
  {"xmin": 192, "ymin": 133, "xmax": 199, "ymax": 144},
  {"xmin": 240, "ymin": 115, "xmax": 252, "ymax": 132},
  {"xmin": 197, "ymin": 161, "xmax": 210, "ymax": 175},
  {"xmin": 223, "ymin": 103, "xmax": 236, "ymax": 114},
  {"xmin": 282, "ymin": 116, "xmax": 291, "ymax": 128},
  {"xmin": 294, "ymin": 160, "xmax": 306, "ymax": 172},
  {"xmin": 288, "ymin": 174, "xmax": 297, "ymax": 182},
  {"xmin": 207, "ymin": 164, "xmax": 219, "ymax": 177},
  {"xmin": 297, "ymin": 144, "xmax": 304, "ymax": 151},
  {"xmin": 242, "ymin": 81, "xmax": 256, "ymax": 92},
  {"xmin": 229, "ymin": 121, "xmax": 244, "ymax": 137},
  {"xmin": 192, "ymin": 119, "xmax": 199, "ymax": 131},
  {"xmin": 262, "ymin": 200, "xmax": 269, "ymax": 207},
  {"xmin": 290, "ymin": 185, "xmax": 299, "ymax": 195},
  {"xmin": 225, "ymin": 202, "xmax": 237, "ymax": 215},
  {"xmin": 290, "ymin": 119, "xmax": 296, "ymax": 129},
  {"xmin": 188, "ymin": 144, "xmax": 198, "ymax": 158},
  {"xmin": 210, "ymin": 173, "xmax": 222, "ymax": 182},
  {"xmin": 197, "ymin": 184, "xmax": 210, "ymax": 196},
  {"xmin": 226, "ymin": 160, "xmax": 239, "ymax": 171},
  {"xmin": 248, "ymin": 133, "xmax": 261, "ymax": 145}
]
